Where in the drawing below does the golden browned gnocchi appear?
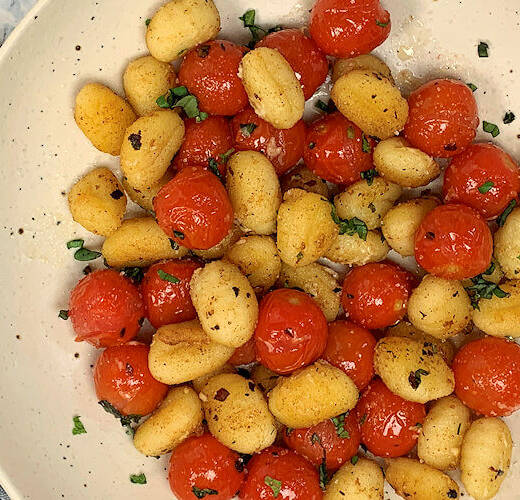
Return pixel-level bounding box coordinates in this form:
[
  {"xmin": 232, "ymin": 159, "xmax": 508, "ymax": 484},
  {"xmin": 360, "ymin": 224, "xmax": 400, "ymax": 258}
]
[
  {"xmin": 324, "ymin": 230, "xmax": 389, "ymax": 266},
  {"xmin": 374, "ymin": 336, "xmax": 455, "ymax": 404},
  {"xmin": 494, "ymin": 208, "xmax": 520, "ymax": 279},
  {"xmin": 460, "ymin": 418, "xmax": 512, "ymax": 500},
  {"xmin": 123, "ymin": 56, "xmax": 177, "ymax": 116},
  {"xmin": 224, "ymin": 235, "xmax": 281, "ymax": 294},
  {"xmin": 193, "ymin": 225, "xmax": 244, "ymax": 260},
  {"xmin": 68, "ymin": 167, "xmax": 126, "ymax": 236},
  {"xmin": 122, "ymin": 169, "xmax": 173, "ymax": 212},
  {"xmin": 385, "ymin": 458, "xmax": 460, "ymax": 500},
  {"xmin": 334, "ymin": 177, "xmax": 402, "ymax": 230},
  {"xmin": 280, "ymin": 165, "xmax": 330, "ymax": 198},
  {"xmin": 146, "ymin": 0, "xmax": 221, "ymax": 62},
  {"xmin": 373, "ymin": 137, "xmax": 440, "ymax": 188},
  {"xmin": 74, "ymin": 83, "xmax": 137, "ymax": 156},
  {"xmin": 190, "ymin": 260, "xmax": 258, "ymax": 347},
  {"xmin": 268, "ymin": 360, "xmax": 358, "ymax": 428},
  {"xmin": 331, "ymin": 70, "xmax": 409, "ymax": 139},
  {"xmin": 417, "ymin": 395, "xmax": 471, "ymax": 470},
  {"xmin": 120, "ymin": 110, "xmax": 184, "ymax": 190},
  {"xmin": 226, "ymin": 151, "xmax": 281, "ymax": 234},
  {"xmin": 239, "ymin": 47, "xmax": 305, "ymax": 129},
  {"xmin": 251, "ymin": 364, "xmax": 281, "ymax": 394},
  {"xmin": 472, "ymin": 280, "xmax": 520, "ymax": 338},
  {"xmin": 101, "ymin": 217, "xmax": 188, "ymax": 268},
  {"xmin": 277, "ymin": 189, "xmax": 339, "ymax": 267},
  {"xmin": 381, "ymin": 197, "xmax": 440, "ymax": 256},
  {"xmin": 200, "ymin": 373, "xmax": 277, "ymax": 454},
  {"xmin": 277, "ymin": 262, "xmax": 341, "ymax": 322},
  {"xmin": 191, "ymin": 363, "xmax": 235, "ymax": 394},
  {"xmin": 324, "ymin": 457, "xmax": 384, "ymax": 500},
  {"xmin": 332, "ymin": 53, "xmax": 393, "ymax": 83},
  {"xmin": 148, "ymin": 321, "xmax": 234, "ymax": 385},
  {"xmin": 407, "ymin": 275, "xmax": 472, "ymax": 339},
  {"xmin": 133, "ymin": 386, "xmax": 203, "ymax": 456}
]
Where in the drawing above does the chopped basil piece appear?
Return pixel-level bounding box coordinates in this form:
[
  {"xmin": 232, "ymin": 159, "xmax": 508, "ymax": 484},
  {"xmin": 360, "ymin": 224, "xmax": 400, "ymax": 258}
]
[
  {"xmin": 408, "ymin": 369, "xmax": 429, "ymax": 390},
  {"xmin": 351, "ymin": 455, "xmax": 359, "ymax": 465},
  {"xmin": 311, "ymin": 433, "xmax": 321, "ymax": 445},
  {"xmin": 478, "ymin": 41, "xmax": 489, "ymax": 58},
  {"xmin": 122, "ymin": 267, "xmax": 144, "ymax": 284},
  {"xmin": 482, "ymin": 121, "xmax": 500, "ymax": 137},
  {"xmin": 466, "ymin": 83, "xmax": 477, "ymax": 92},
  {"xmin": 157, "ymin": 270, "xmax": 180, "ymax": 284},
  {"xmin": 296, "ymin": 251, "xmax": 304, "ymax": 262},
  {"xmin": 72, "ymin": 416, "xmax": 87, "ymax": 435},
  {"xmin": 220, "ymin": 148, "xmax": 235, "ymax": 163},
  {"xmin": 478, "ymin": 181, "xmax": 494, "ymax": 194},
  {"xmin": 497, "ymin": 199, "xmax": 517, "ymax": 227},
  {"xmin": 156, "ymin": 87, "xmax": 207, "ymax": 122},
  {"xmin": 98, "ymin": 400, "xmax": 141, "ymax": 435},
  {"xmin": 503, "ymin": 111, "xmax": 515, "ymax": 124},
  {"xmin": 239, "ymin": 9, "xmax": 278, "ymax": 48},
  {"xmin": 169, "ymin": 239, "xmax": 180, "ymax": 250},
  {"xmin": 74, "ymin": 247, "xmax": 102, "ymax": 262},
  {"xmin": 359, "ymin": 413, "xmax": 367, "ymax": 425},
  {"xmin": 58, "ymin": 309, "xmax": 69, "ymax": 320},
  {"xmin": 208, "ymin": 158, "xmax": 224, "ymax": 182},
  {"xmin": 361, "ymin": 133, "xmax": 371, "ymax": 153},
  {"xmin": 145, "ymin": 18, "xmax": 151, "ymax": 26},
  {"xmin": 464, "ymin": 269, "xmax": 510, "ymax": 310},
  {"xmin": 191, "ymin": 486, "xmax": 218, "ymax": 498},
  {"xmin": 173, "ymin": 230, "xmax": 185, "ymax": 240},
  {"xmin": 375, "ymin": 20, "xmax": 389, "ymax": 28},
  {"xmin": 264, "ymin": 476, "xmax": 282, "ymax": 498},
  {"xmin": 285, "ymin": 427, "xmax": 294, "ymax": 436},
  {"xmin": 319, "ymin": 458, "xmax": 328, "ymax": 490},
  {"xmin": 130, "ymin": 473, "xmax": 147, "ymax": 485},
  {"xmin": 240, "ymin": 123, "xmax": 257, "ymax": 138},
  {"xmin": 308, "ymin": 142, "xmax": 316, "ymax": 149},
  {"xmin": 197, "ymin": 44, "xmax": 211, "ymax": 58},
  {"xmin": 315, "ymin": 100, "xmax": 331, "ymax": 113},
  {"xmin": 360, "ymin": 168, "xmax": 378, "ymax": 186},
  {"xmin": 330, "ymin": 413, "xmax": 351, "ymax": 439},
  {"xmin": 347, "ymin": 126, "xmax": 355, "ymax": 139},
  {"xmin": 67, "ymin": 239, "xmax": 84, "ymax": 249},
  {"xmin": 331, "ymin": 205, "xmax": 368, "ymax": 240}
]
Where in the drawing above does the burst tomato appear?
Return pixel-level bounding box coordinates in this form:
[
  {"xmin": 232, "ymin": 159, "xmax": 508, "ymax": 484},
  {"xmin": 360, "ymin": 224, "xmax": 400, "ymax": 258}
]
[
  {"xmin": 140, "ymin": 259, "xmax": 202, "ymax": 328},
  {"xmin": 168, "ymin": 433, "xmax": 246, "ymax": 500},
  {"xmin": 178, "ymin": 40, "xmax": 248, "ymax": 116},
  {"xmin": 239, "ymin": 446, "xmax": 322, "ymax": 500},
  {"xmin": 414, "ymin": 204, "xmax": 493, "ymax": 280},
  {"xmin": 453, "ymin": 337, "xmax": 520, "ymax": 417},
  {"xmin": 69, "ymin": 269, "xmax": 145, "ymax": 348},
  {"xmin": 228, "ymin": 337, "xmax": 257, "ymax": 366},
  {"xmin": 254, "ymin": 289, "xmax": 328, "ymax": 375},
  {"xmin": 341, "ymin": 263, "xmax": 413, "ymax": 330},
  {"xmin": 283, "ymin": 413, "xmax": 361, "ymax": 470},
  {"xmin": 304, "ymin": 112, "xmax": 374, "ymax": 185},
  {"xmin": 230, "ymin": 107, "xmax": 306, "ymax": 175},
  {"xmin": 257, "ymin": 28, "xmax": 329, "ymax": 100},
  {"xmin": 356, "ymin": 378, "xmax": 426, "ymax": 458},
  {"xmin": 93, "ymin": 343, "xmax": 168, "ymax": 416},
  {"xmin": 443, "ymin": 143, "xmax": 520, "ymax": 219},
  {"xmin": 310, "ymin": 0, "xmax": 391, "ymax": 58},
  {"xmin": 322, "ymin": 320, "xmax": 377, "ymax": 390},
  {"xmin": 154, "ymin": 166, "xmax": 234, "ymax": 250},
  {"xmin": 404, "ymin": 79, "xmax": 479, "ymax": 158}
]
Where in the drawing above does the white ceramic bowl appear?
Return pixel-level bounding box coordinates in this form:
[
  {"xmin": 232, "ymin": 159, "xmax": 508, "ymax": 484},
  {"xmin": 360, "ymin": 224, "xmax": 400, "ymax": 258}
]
[{"xmin": 0, "ymin": 0, "xmax": 519, "ymax": 498}]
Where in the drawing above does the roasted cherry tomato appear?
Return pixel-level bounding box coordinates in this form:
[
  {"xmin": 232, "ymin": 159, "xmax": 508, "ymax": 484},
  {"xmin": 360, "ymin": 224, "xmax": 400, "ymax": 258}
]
[
  {"xmin": 239, "ymin": 446, "xmax": 322, "ymax": 500},
  {"xmin": 174, "ymin": 116, "xmax": 233, "ymax": 174},
  {"xmin": 154, "ymin": 166, "xmax": 234, "ymax": 250},
  {"xmin": 310, "ymin": 0, "xmax": 391, "ymax": 58},
  {"xmin": 257, "ymin": 28, "xmax": 329, "ymax": 100},
  {"xmin": 283, "ymin": 413, "xmax": 361, "ymax": 470},
  {"xmin": 230, "ymin": 107, "xmax": 306, "ymax": 175},
  {"xmin": 69, "ymin": 269, "xmax": 145, "ymax": 348},
  {"xmin": 414, "ymin": 204, "xmax": 493, "ymax": 280},
  {"xmin": 140, "ymin": 259, "xmax": 202, "ymax": 328},
  {"xmin": 254, "ymin": 289, "xmax": 328, "ymax": 375},
  {"xmin": 453, "ymin": 337, "xmax": 520, "ymax": 417},
  {"xmin": 322, "ymin": 320, "xmax": 376, "ymax": 390},
  {"xmin": 341, "ymin": 263, "xmax": 413, "ymax": 330},
  {"xmin": 169, "ymin": 433, "xmax": 246, "ymax": 500},
  {"xmin": 304, "ymin": 112, "xmax": 375, "ymax": 185},
  {"xmin": 443, "ymin": 143, "xmax": 520, "ymax": 219},
  {"xmin": 356, "ymin": 378, "xmax": 426, "ymax": 458},
  {"xmin": 228, "ymin": 337, "xmax": 256, "ymax": 366},
  {"xmin": 93, "ymin": 343, "xmax": 168, "ymax": 416},
  {"xmin": 404, "ymin": 79, "xmax": 479, "ymax": 158},
  {"xmin": 178, "ymin": 40, "xmax": 248, "ymax": 116}
]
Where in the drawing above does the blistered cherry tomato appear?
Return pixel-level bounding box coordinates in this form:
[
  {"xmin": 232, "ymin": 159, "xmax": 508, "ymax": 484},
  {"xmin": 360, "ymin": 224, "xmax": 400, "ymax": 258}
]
[
  {"xmin": 322, "ymin": 320, "xmax": 376, "ymax": 390},
  {"xmin": 310, "ymin": 0, "xmax": 391, "ymax": 58},
  {"xmin": 257, "ymin": 28, "xmax": 329, "ymax": 100},
  {"xmin": 230, "ymin": 107, "xmax": 306, "ymax": 175},
  {"xmin": 228, "ymin": 337, "xmax": 256, "ymax": 366},
  {"xmin": 404, "ymin": 79, "xmax": 479, "ymax": 158},
  {"xmin": 341, "ymin": 263, "xmax": 413, "ymax": 330},
  {"xmin": 304, "ymin": 112, "xmax": 374, "ymax": 185},
  {"xmin": 168, "ymin": 433, "xmax": 246, "ymax": 500},
  {"xmin": 254, "ymin": 289, "xmax": 328, "ymax": 375},
  {"xmin": 356, "ymin": 378, "xmax": 426, "ymax": 458},
  {"xmin": 414, "ymin": 204, "xmax": 493, "ymax": 280},
  {"xmin": 443, "ymin": 143, "xmax": 520, "ymax": 219},
  {"xmin": 69, "ymin": 269, "xmax": 145, "ymax": 348},
  {"xmin": 453, "ymin": 337, "xmax": 520, "ymax": 417},
  {"xmin": 93, "ymin": 343, "xmax": 168, "ymax": 416},
  {"xmin": 178, "ymin": 40, "xmax": 248, "ymax": 116},
  {"xmin": 140, "ymin": 259, "xmax": 202, "ymax": 328},
  {"xmin": 174, "ymin": 116, "xmax": 233, "ymax": 174},
  {"xmin": 283, "ymin": 413, "xmax": 361, "ymax": 470},
  {"xmin": 239, "ymin": 446, "xmax": 322, "ymax": 500},
  {"xmin": 154, "ymin": 166, "xmax": 234, "ymax": 250}
]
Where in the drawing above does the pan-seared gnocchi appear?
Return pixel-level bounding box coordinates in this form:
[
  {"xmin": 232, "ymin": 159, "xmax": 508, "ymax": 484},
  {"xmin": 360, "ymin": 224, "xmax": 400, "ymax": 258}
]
[
  {"xmin": 332, "ymin": 53, "xmax": 393, "ymax": 83},
  {"xmin": 193, "ymin": 225, "xmax": 244, "ymax": 260},
  {"xmin": 122, "ymin": 169, "xmax": 173, "ymax": 212},
  {"xmin": 494, "ymin": 208, "xmax": 520, "ymax": 279},
  {"xmin": 280, "ymin": 165, "xmax": 330, "ymax": 198},
  {"xmin": 324, "ymin": 230, "xmax": 389, "ymax": 265},
  {"xmin": 251, "ymin": 364, "xmax": 281, "ymax": 394},
  {"xmin": 191, "ymin": 363, "xmax": 235, "ymax": 393}
]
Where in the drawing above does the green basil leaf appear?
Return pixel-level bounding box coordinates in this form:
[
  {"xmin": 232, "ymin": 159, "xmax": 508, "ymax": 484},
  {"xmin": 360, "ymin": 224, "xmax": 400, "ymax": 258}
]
[
  {"xmin": 497, "ymin": 199, "xmax": 517, "ymax": 226},
  {"xmin": 478, "ymin": 41, "xmax": 489, "ymax": 57},
  {"xmin": 157, "ymin": 270, "xmax": 180, "ymax": 284},
  {"xmin": 58, "ymin": 309, "xmax": 69, "ymax": 320},
  {"xmin": 482, "ymin": 121, "xmax": 500, "ymax": 137},
  {"xmin": 72, "ymin": 416, "xmax": 87, "ymax": 435},
  {"xmin": 466, "ymin": 83, "xmax": 477, "ymax": 92},
  {"xmin": 240, "ymin": 123, "xmax": 258, "ymax": 138},
  {"xmin": 503, "ymin": 111, "xmax": 515, "ymax": 124},
  {"xmin": 74, "ymin": 248, "xmax": 101, "ymax": 261},
  {"xmin": 130, "ymin": 473, "xmax": 147, "ymax": 485},
  {"xmin": 67, "ymin": 239, "xmax": 84, "ymax": 249},
  {"xmin": 375, "ymin": 20, "xmax": 389, "ymax": 27},
  {"xmin": 361, "ymin": 133, "xmax": 371, "ymax": 153},
  {"xmin": 478, "ymin": 181, "xmax": 494, "ymax": 194},
  {"xmin": 264, "ymin": 476, "xmax": 282, "ymax": 498}
]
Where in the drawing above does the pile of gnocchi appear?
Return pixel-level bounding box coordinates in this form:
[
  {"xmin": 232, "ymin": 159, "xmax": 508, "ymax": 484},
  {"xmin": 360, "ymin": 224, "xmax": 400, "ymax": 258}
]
[{"xmin": 63, "ymin": 0, "xmax": 520, "ymax": 498}]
